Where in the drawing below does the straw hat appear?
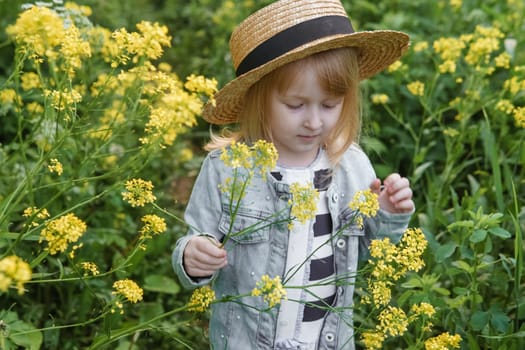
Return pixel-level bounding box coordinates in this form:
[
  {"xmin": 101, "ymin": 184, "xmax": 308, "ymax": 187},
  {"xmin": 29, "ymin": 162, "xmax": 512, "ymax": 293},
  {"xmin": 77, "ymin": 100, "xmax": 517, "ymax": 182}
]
[{"xmin": 203, "ymin": 0, "xmax": 409, "ymax": 125}]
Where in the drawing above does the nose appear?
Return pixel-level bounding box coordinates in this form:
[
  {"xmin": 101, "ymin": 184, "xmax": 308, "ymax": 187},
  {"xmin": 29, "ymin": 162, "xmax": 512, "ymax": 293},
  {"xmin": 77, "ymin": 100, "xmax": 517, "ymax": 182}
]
[{"xmin": 304, "ymin": 108, "xmax": 322, "ymax": 130}]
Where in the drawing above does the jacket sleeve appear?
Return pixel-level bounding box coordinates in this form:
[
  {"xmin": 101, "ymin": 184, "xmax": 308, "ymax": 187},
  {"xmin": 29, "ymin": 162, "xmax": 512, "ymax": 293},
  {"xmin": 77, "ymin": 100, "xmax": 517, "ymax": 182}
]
[
  {"xmin": 172, "ymin": 151, "xmax": 225, "ymax": 289},
  {"xmin": 359, "ymin": 209, "xmax": 414, "ymax": 260},
  {"xmin": 345, "ymin": 144, "xmax": 414, "ymax": 260}
]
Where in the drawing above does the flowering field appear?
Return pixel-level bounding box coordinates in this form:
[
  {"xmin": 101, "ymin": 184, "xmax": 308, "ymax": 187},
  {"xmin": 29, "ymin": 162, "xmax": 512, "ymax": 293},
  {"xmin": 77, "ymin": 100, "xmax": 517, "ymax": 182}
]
[{"xmin": 0, "ymin": 0, "xmax": 523, "ymax": 349}]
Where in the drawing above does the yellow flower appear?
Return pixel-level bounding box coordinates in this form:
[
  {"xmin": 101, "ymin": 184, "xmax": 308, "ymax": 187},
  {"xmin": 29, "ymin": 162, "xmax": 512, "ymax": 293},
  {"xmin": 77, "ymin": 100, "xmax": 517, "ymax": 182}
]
[
  {"xmin": 64, "ymin": 1, "xmax": 93, "ymax": 16},
  {"xmin": 366, "ymin": 279, "xmax": 392, "ymax": 306},
  {"xmin": 251, "ymin": 275, "xmax": 287, "ymax": 308},
  {"xmin": 377, "ymin": 306, "xmax": 408, "ymax": 337},
  {"xmin": 219, "ymin": 141, "xmax": 278, "ymax": 207},
  {"xmin": 44, "ymin": 88, "xmax": 83, "ymax": 112},
  {"xmin": 413, "ymin": 41, "xmax": 429, "ymax": 52},
  {"xmin": 40, "ymin": 213, "xmax": 87, "ymax": 255},
  {"xmin": 23, "ymin": 206, "xmax": 50, "ymax": 227},
  {"xmin": 349, "ymin": 189, "xmax": 380, "ymax": 227},
  {"xmin": 361, "ymin": 331, "xmax": 385, "ymax": 350},
  {"xmin": 411, "ymin": 302, "xmax": 436, "ymax": 318},
  {"xmin": 449, "ymin": 0, "xmax": 462, "ymax": 10},
  {"xmin": 496, "ymin": 99, "xmax": 515, "ymax": 114},
  {"xmin": 289, "ymin": 182, "xmax": 319, "ymax": 226},
  {"xmin": 220, "ymin": 142, "xmax": 252, "ymax": 169},
  {"xmin": 184, "ymin": 74, "xmax": 218, "ymax": 98},
  {"xmin": 139, "ymin": 214, "xmax": 167, "ymax": 239},
  {"xmin": 21, "ymin": 72, "xmax": 41, "ymax": 91},
  {"xmin": 371, "ymin": 94, "xmax": 389, "ymax": 105},
  {"xmin": 0, "ymin": 255, "xmax": 32, "ymax": 295},
  {"xmin": 407, "ymin": 81, "xmax": 425, "ymax": 96},
  {"xmin": 80, "ymin": 262, "xmax": 100, "ymax": 276},
  {"xmin": 6, "ymin": 6, "xmax": 91, "ymax": 77},
  {"xmin": 387, "ymin": 61, "xmax": 402, "ymax": 72},
  {"xmin": 513, "ymin": 106, "xmax": 525, "ymax": 128},
  {"xmin": 424, "ymin": 332, "xmax": 462, "ymax": 350},
  {"xmin": 503, "ymin": 77, "xmax": 524, "ymax": 95},
  {"xmin": 48, "ymin": 158, "xmax": 64, "ymax": 176},
  {"xmin": 112, "ymin": 279, "xmax": 143, "ymax": 303},
  {"xmin": 187, "ymin": 285, "xmax": 216, "ymax": 312},
  {"xmin": 396, "ymin": 227, "xmax": 428, "ymax": 273},
  {"xmin": 122, "ymin": 178, "xmax": 156, "ymax": 207},
  {"xmin": 110, "ymin": 21, "xmax": 171, "ymax": 65},
  {"xmin": 252, "ymin": 140, "xmax": 278, "ymax": 177},
  {"xmin": 495, "ymin": 52, "xmax": 511, "ymax": 69},
  {"xmin": 0, "ymin": 89, "xmax": 21, "ymax": 105},
  {"xmin": 433, "ymin": 37, "xmax": 465, "ymax": 62}
]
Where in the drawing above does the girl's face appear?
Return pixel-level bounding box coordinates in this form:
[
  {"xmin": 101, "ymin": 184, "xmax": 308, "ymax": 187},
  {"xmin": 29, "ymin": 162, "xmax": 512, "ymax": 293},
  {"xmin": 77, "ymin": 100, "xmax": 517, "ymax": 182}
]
[{"xmin": 269, "ymin": 67, "xmax": 343, "ymax": 167}]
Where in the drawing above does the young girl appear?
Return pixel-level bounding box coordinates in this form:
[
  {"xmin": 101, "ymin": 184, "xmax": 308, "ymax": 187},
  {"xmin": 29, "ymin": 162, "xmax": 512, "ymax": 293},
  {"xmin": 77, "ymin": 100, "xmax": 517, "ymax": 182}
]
[{"xmin": 173, "ymin": 1, "xmax": 414, "ymax": 349}]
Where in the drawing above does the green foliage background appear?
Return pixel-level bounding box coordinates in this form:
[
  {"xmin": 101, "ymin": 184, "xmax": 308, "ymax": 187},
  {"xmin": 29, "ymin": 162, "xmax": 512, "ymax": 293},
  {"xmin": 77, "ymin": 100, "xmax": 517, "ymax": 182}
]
[{"xmin": 0, "ymin": 0, "xmax": 523, "ymax": 349}]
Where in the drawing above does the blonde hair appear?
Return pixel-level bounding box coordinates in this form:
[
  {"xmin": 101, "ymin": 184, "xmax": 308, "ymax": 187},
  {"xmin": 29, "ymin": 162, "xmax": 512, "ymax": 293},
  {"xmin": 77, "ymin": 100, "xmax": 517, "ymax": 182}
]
[{"xmin": 206, "ymin": 47, "xmax": 361, "ymax": 165}]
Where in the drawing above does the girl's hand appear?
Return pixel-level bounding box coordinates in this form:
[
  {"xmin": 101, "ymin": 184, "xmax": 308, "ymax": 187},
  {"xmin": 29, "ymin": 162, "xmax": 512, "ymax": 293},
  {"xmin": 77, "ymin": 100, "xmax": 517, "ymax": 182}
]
[
  {"xmin": 183, "ymin": 236, "xmax": 228, "ymax": 277},
  {"xmin": 370, "ymin": 173, "xmax": 414, "ymax": 214}
]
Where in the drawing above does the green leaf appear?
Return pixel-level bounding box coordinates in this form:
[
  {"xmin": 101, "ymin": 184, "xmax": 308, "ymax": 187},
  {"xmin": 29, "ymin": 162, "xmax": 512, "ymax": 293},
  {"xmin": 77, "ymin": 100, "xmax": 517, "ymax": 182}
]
[
  {"xmin": 470, "ymin": 229, "xmax": 488, "ymax": 243},
  {"xmin": 488, "ymin": 227, "xmax": 512, "ymax": 239},
  {"xmin": 490, "ymin": 309, "xmax": 511, "ymax": 333},
  {"xmin": 143, "ymin": 274, "xmax": 180, "ymax": 295},
  {"xmin": 2, "ymin": 311, "xmax": 43, "ymax": 350},
  {"xmin": 471, "ymin": 310, "xmax": 490, "ymax": 331},
  {"xmin": 452, "ymin": 260, "xmax": 473, "ymax": 273},
  {"xmin": 435, "ymin": 242, "xmax": 457, "ymax": 263}
]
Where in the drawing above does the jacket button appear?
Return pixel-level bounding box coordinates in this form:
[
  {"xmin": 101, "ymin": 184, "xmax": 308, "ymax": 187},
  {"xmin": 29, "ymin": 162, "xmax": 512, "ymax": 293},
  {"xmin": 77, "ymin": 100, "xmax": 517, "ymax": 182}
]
[
  {"xmin": 336, "ymin": 238, "xmax": 346, "ymax": 249},
  {"xmin": 332, "ymin": 194, "xmax": 339, "ymax": 203},
  {"xmin": 325, "ymin": 333, "xmax": 335, "ymax": 342}
]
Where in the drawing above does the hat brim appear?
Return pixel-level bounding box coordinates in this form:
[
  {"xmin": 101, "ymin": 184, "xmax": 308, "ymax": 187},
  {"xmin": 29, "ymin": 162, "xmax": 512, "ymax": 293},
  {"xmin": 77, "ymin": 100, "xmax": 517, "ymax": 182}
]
[{"xmin": 203, "ymin": 30, "xmax": 409, "ymax": 125}]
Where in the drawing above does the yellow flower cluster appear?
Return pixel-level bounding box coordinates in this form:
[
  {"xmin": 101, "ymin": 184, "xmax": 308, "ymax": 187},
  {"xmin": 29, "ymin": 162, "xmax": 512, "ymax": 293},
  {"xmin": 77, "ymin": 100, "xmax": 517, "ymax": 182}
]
[
  {"xmin": 349, "ymin": 189, "xmax": 380, "ymax": 228},
  {"xmin": 513, "ymin": 106, "xmax": 525, "ymax": 128},
  {"xmin": 22, "ymin": 206, "xmax": 50, "ymax": 227},
  {"xmin": 219, "ymin": 141, "xmax": 278, "ymax": 204},
  {"xmin": 110, "ymin": 21, "xmax": 171, "ymax": 66},
  {"xmin": 187, "ymin": 285, "xmax": 216, "ymax": 312},
  {"xmin": 289, "ymin": 182, "xmax": 319, "ymax": 227},
  {"xmin": 407, "ymin": 81, "xmax": 425, "ymax": 96},
  {"xmin": 365, "ymin": 228, "xmax": 427, "ymax": 307},
  {"xmin": 0, "ymin": 255, "xmax": 32, "ymax": 295},
  {"xmin": 20, "ymin": 72, "xmax": 41, "ymax": 90},
  {"xmin": 251, "ymin": 274, "xmax": 287, "ymax": 308},
  {"xmin": 411, "ymin": 302, "xmax": 436, "ymax": 318},
  {"xmin": 48, "ymin": 158, "xmax": 64, "ymax": 176},
  {"xmin": 80, "ymin": 262, "xmax": 100, "ymax": 276},
  {"xmin": 139, "ymin": 214, "xmax": 167, "ymax": 239},
  {"xmin": 0, "ymin": 89, "xmax": 22, "ymax": 107},
  {"xmin": 116, "ymin": 63, "xmax": 218, "ymax": 147},
  {"xmin": 378, "ymin": 306, "xmax": 408, "ymax": 337},
  {"xmin": 371, "ymin": 94, "xmax": 389, "ymax": 105},
  {"xmin": 424, "ymin": 332, "xmax": 462, "ymax": 350},
  {"xmin": 6, "ymin": 6, "xmax": 91, "ymax": 78},
  {"xmin": 40, "ymin": 213, "xmax": 87, "ymax": 255},
  {"xmin": 44, "ymin": 88, "xmax": 83, "ymax": 113},
  {"xmin": 112, "ymin": 279, "xmax": 143, "ymax": 303},
  {"xmin": 122, "ymin": 178, "xmax": 156, "ymax": 207},
  {"xmin": 433, "ymin": 25, "xmax": 511, "ymax": 77},
  {"xmin": 361, "ymin": 301, "xmax": 439, "ymax": 350}
]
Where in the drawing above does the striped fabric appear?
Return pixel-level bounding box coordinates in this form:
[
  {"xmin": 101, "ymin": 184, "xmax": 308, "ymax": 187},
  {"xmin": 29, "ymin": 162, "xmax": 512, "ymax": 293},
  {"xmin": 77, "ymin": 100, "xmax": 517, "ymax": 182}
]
[{"xmin": 273, "ymin": 150, "xmax": 336, "ymax": 349}]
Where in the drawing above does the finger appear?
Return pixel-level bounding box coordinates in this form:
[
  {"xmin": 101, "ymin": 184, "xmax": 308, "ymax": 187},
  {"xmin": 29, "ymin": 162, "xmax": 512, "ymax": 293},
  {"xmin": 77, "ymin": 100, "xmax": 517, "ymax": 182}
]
[
  {"xmin": 388, "ymin": 186, "xmax": 413, "ymax": 203},
  {"xmin": 385, "ymin": 176, "xmax": 410, "ymax": 194},
  {"xmin": 369, "ymin": 178, "xmax": 382, "ymax": 194},
  {"xmin": 394, "ymin": 198, "xmax": 415, "ymax": 213},
  {"xmin": 383, "ymin": 173, "xmax": 401, "ymax": 187},
  {"xmin": 199, "ymin": 239, "xmax": 227, "ymax": 259}
]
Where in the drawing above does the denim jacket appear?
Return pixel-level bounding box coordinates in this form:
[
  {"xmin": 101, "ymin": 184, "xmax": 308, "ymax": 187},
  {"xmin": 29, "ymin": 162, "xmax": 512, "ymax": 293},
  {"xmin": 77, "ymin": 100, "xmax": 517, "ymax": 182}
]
[{"xmin": 172, "ymin": 144, "xmax": 412, "ymax": 350}]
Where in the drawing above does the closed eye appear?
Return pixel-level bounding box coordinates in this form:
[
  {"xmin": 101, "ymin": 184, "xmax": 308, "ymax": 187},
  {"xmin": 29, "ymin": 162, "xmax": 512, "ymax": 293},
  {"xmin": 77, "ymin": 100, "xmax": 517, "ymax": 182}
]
[{"xmin": 286, "ymin": 103, "xmax": 303, "ymax": 110}]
